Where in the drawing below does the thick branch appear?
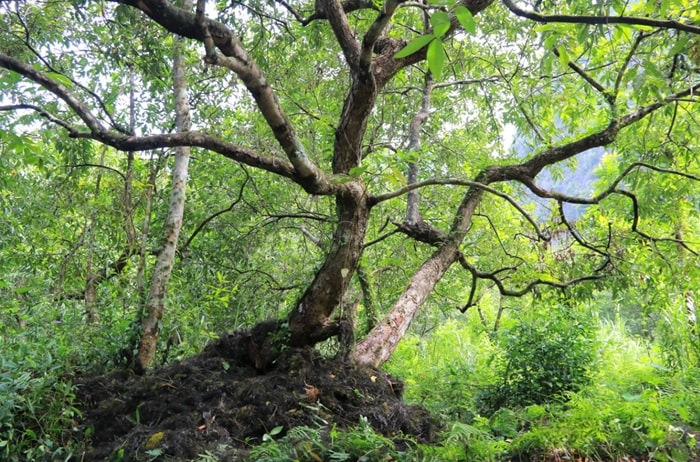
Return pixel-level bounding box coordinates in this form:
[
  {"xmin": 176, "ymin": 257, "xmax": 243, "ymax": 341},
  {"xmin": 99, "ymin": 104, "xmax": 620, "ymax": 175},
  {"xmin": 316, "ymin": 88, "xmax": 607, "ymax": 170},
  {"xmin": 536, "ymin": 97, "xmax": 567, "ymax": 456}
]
[
  {"xmin": 319, "ymin": 0, "xmax": 361, "ymax": 69},
  {"xmin": 112, "ymin": 0, "xmax": 329, "ymax": 192},
  {"xmin": 0, "ymin": 52, "xmax": 333, "ymax": 188},
  {"xmin": 514, "ymin": 82, "xmax": 700, "ymax": 179},
  {"xmin": 0, "ymin": 54, "xmax": 106, "ymax": 133},
  {"xmin": 13, "ymin": 18, "xmax": 131, "ymax": 134},
  {"xmin": 360, "ymin": 0, "xmax": 404, "ymax": 69},
  {"xmin": 0, "ymin": 103, "xmax": 82, "ymax": 135},
  {"xmin": 94, "ymin": 132, "xmax": 298, "ymax": 181}
]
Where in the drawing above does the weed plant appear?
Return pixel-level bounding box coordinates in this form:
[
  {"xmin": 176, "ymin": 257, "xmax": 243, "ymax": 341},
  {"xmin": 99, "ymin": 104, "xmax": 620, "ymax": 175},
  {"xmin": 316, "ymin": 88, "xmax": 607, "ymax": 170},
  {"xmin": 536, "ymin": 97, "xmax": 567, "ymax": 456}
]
[{"xmin": 387, "ymin": 303, "xmax": 700, "ymax": 461}]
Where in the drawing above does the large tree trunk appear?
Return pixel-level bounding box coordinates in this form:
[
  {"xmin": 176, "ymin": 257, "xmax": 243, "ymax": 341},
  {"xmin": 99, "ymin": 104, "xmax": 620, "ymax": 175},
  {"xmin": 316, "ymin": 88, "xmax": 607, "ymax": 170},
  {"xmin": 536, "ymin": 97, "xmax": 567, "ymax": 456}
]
[
  {"xmin": 135, "ymin": 15, "xmax": 192, "ymax": 373},
  {"xmin": 287, "ymin": 182, "xmax": 370, "ymax": 345}
]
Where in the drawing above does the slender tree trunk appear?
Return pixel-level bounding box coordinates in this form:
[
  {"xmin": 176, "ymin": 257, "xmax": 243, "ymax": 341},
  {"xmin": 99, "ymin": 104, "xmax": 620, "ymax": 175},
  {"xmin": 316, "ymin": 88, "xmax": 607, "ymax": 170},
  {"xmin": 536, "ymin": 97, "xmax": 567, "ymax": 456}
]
[
  {"xmin": 135, "ymin": 12, "xmax": 192, "ymax": 373},
  {"xmin": 136, "ymin": 160, "xmax": 158, "ymax": 299},
  {"xmin": 406, "ymin": 59, "xmax": 433, "ymax": 225},
  {"xmin": 124, "ymin": 64, "xmax": 138, "ymax": 251},
  {"xmin": 84, "ymin": 146, "xmax": 107, "ymax": 324}
]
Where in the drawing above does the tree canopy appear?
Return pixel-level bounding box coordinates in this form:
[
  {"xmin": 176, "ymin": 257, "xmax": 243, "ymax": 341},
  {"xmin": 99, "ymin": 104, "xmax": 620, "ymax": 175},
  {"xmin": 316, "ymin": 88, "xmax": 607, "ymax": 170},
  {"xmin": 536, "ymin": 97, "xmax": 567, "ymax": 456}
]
[{"xmin": 1, "ymin": 0, "xmax": 698, "ymax": 371}]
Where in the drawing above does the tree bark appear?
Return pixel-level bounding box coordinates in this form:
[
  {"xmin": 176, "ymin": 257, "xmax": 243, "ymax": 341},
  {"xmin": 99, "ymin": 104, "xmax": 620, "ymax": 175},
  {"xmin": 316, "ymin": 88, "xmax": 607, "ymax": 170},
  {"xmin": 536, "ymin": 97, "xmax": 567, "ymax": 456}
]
[
  {"xmin": 135, "ymin": 11, "xmax": 192, "ymax": 373},
  {"xmin": 354, "ymin": 184, "xmax": 486, "ymax": 366},
  {"xmin": 287, "ymin": 182, "xmax": 370, "ymax": 345}
]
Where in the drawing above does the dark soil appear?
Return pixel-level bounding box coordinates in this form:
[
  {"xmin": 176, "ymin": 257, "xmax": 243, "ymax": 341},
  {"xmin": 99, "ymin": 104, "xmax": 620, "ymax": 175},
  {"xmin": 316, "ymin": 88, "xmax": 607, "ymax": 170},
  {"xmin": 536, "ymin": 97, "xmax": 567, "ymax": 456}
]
[{"xmin": 74, "ymin": 327, "xmax": 436, "ymax": 461}]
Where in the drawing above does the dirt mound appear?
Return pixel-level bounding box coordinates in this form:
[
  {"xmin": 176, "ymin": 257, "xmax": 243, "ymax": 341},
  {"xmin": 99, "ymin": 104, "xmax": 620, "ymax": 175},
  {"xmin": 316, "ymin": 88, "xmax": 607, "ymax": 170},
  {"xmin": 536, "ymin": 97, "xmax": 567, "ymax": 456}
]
[{"xmin": 75, "ymin": 329, "xmax": 436, "ymax": 461}]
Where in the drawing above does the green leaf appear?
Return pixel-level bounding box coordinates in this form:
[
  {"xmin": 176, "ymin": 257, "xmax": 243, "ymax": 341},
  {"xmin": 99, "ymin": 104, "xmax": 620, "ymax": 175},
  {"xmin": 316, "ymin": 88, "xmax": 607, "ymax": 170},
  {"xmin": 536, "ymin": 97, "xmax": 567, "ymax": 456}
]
[
  {"xmin": 669, "ymin": 36, "xmax": 690, "ymax": 56},
  {"xmin": 427, "ymin": 39, "xmax": 446, "ymax": 79},
  {"xmin": 348, "ymin": 166, "xmax": 368, "ymax": 177},
  {"xmin": 394, "ymin": 34, "xmax": 435, "ymax": 58},
  {"xmin": 454, "ymin": 6, "xmax": 476, "ymax": 34},
  {"xmin": 543, "ymin": 34, "xmax": 558, "ymax": 51},
  {"xmin": 47, "ymin": 72, "xmax": 74, "ymax": 88},
  {"xmin": 430, "ymin": 11, "xmax": 451, "ymax": 38},
  {"xmin": 557, "ymin": 45, "xmax": 570, "ymax": 69},
  {"xmin": 426, "ymin": 0, "xmax": 454, "ymax": 6}
]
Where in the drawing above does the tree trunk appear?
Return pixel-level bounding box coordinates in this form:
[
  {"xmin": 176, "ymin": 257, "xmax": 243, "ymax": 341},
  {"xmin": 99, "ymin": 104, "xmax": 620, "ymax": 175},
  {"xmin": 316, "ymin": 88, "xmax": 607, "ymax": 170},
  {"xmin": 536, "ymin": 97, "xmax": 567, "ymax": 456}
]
[
  {"xmin": 287, "ymin": 182, "xmax": 370, "ymax": 345},
  {"xmin": 406, "ymin": 65, "xmax": 433, "ymax": 225},
  {"xmin": 354, "ymin": 186, "xmax": 485, "ymax": 366},
  {"xmin": 84, "ymin": 146, "xmax": 107, "ymax": 324},
  {"xmin": 135, "ymin": 15, "xmax": 192, "ymax": 373}
]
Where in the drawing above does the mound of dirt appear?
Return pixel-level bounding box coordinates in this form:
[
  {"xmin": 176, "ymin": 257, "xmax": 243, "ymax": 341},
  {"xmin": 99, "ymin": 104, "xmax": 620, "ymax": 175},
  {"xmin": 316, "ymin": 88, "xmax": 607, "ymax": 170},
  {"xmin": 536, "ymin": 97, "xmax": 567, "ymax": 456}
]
[{"xmin": 75, "ymin": 328, "xmax": 436, "ymax": 461}]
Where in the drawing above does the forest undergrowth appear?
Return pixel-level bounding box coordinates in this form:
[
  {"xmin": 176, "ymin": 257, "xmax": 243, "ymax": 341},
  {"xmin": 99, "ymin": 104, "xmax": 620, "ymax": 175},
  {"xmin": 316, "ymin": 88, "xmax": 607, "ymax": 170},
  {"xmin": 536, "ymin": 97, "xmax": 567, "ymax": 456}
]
[{"xmin": 1, "ymin": 297, "xmax": 700, "ymax": 461}]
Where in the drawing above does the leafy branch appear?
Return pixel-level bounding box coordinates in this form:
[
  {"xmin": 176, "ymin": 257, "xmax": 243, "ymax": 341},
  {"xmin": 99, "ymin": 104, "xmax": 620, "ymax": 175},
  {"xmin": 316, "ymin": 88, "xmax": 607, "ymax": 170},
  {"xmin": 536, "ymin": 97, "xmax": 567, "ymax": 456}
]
[
  {"xmin": 0, "ymin": 52, "xmax": 328, "ymax": 190},
  {"xmin": 115, "ymin": 0, "xmax": 330, "ymax": 192},
  {"xmin": 457, "ymin": 252, "xmax": 610, "ymax": 311},
  {"xmin": 502, "ymin": 0, "xmax": 700, "ymax": 36},
  {"xmin": 391, "ymin": 206, "xmax": 611, "ymax": 310}
]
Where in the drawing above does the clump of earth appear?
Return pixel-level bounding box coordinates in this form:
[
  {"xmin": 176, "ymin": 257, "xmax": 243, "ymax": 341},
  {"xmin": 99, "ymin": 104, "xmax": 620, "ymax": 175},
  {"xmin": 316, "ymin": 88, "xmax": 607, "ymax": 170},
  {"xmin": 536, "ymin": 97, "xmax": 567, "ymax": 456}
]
[{"xmin": 75, "ymin": 326, "xmax": 436, "ymax": 461}]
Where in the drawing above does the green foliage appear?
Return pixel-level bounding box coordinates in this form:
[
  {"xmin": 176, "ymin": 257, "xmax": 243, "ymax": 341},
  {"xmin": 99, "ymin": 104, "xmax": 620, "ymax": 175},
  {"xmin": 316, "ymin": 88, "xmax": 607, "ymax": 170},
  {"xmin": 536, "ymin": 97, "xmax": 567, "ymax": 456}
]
[
  {"xmin": 389, "ymin": 307, "xmax": 700, "ymax": 462},
  {"xmin": 508, "ymin": 323, "xmax": 700, "ymax": 461},
  {"xmin": 0, "ymin": 311, "xmax": 84, "ymax": 460},
  {"xmin": 387, "ymin": 319, "xmax": 500, "ymax": 421},
  {"xmin": 247, "ymin": 418, "xmax": 401, "ymax": 462},
  {"xmin": 479, "ymin": 302, "xmax": 597, "ymax": 412},
  {"xmin": 1, "ymin": 0, "xmax": 699, "ymax": 459}
]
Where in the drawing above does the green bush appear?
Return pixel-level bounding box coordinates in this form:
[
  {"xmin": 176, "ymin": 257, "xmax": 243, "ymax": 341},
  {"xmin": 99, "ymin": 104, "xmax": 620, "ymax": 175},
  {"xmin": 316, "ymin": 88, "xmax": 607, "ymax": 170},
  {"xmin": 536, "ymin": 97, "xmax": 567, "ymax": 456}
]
[
  {"xmin": 0, "ymin": 353, "xmax": 81, "ymax": 460},
  {"xmin": 479, "ymin": 303, "xmax": 597, "ymax": 413},
  {"xmin": 386, "ymin": 319, "xmax": 500, "ymax": 421}
]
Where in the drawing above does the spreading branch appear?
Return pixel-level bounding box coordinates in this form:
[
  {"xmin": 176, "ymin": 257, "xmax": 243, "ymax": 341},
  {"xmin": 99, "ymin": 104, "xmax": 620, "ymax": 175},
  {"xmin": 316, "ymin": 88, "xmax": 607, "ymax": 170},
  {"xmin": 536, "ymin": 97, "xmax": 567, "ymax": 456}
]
[
  {"xmin": 0, "ymin": 52, "xmax": 336, "ymax": 190},
  {"xmin": 112, "ymin": 0, "xmax": 330, "ymax": 192},
  {"xmin": 458, "ymin": 252, "xmax": 610, "ymax": 311},
  {"xmin": 0, "ymin": 103, "xmax": 81, "ymax": 135},
  {"xmin": 371, "ymin": 178, "xmax": 548, "ymax": 240},
  {"xmin": 512, "ymin": 82, "xmax": 700, "ymax": 180},
  {"xmin": 502, "ymin": 0, "xmax": 700, "ymax": 35}
]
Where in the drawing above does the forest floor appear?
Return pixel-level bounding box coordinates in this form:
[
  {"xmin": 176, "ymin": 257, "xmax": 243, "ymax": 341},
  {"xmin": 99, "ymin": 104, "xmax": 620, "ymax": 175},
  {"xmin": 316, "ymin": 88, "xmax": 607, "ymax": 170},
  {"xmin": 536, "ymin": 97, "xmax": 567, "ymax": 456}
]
[{"xmin": 74, "ymin": 328, "xmax": 436, "ymax": 461}]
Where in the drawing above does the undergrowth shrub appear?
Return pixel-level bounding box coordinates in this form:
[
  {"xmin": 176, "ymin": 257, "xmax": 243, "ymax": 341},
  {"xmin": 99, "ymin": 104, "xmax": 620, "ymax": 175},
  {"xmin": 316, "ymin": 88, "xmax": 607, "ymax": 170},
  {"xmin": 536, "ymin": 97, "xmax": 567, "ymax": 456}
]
[
  {"xmin": 387, "ymin": 319, "xmax": 500, "ymax": 421},
  {"xmin": 0, "ymin": 300, "xmax": 93, "ymax": 460},
  {"xmin": 479, "ymin": 303, "xmax": 597, "ymax": 413},
  {"xmin": 0, "ymin": 340, "xmax": 82, "ymax": 460},
  {"xmin": 246, "ymin": 417, "xmax": 402, "ymax": 462},
  {"xmin": 509, "ymin": 322, "xmax": 700, "ymax": 462}
]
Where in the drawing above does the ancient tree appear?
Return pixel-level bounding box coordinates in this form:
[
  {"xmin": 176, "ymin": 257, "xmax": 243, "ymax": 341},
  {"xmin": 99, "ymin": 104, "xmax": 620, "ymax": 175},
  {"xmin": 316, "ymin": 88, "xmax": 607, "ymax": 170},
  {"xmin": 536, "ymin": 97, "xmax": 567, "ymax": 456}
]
[{"xmin": 1, "ymin": 0, "xmax": 698, "ymax": 370}]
